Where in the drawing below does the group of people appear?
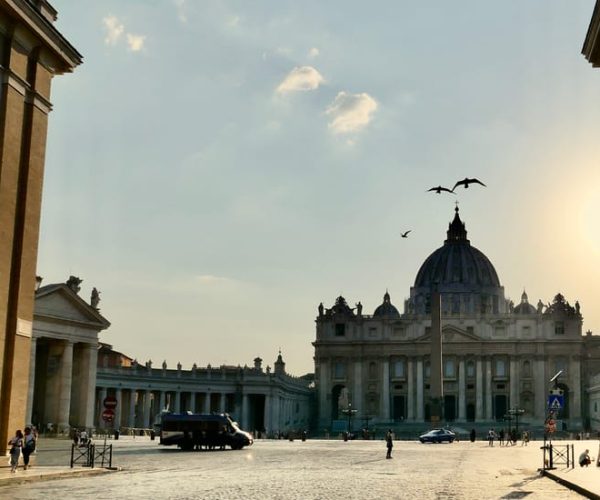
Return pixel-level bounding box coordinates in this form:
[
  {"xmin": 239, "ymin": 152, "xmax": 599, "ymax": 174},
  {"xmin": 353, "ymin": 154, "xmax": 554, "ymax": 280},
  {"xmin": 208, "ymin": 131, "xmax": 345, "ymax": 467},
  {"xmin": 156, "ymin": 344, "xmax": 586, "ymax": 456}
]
[
  {"xmin": 7, "ymin": 427, "xmax": 37, "ymax": 473},
  {"xmin": 485, "ymin": 428, "xmax": 529, "ymax": 446}
]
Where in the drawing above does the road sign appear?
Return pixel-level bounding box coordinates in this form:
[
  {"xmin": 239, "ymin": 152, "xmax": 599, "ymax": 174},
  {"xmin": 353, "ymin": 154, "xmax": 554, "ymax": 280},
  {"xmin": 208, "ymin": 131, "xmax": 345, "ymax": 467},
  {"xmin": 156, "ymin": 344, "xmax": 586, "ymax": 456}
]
[
  {"xmin": 103, "ymin": 396, "xmax": 118, "ymax": 410},
  {"xmin": 101, "ymin": 408, "xmax": 115, "ymax": 423},
  {"xmin": 547, "ymin": 394, "xmax": 563, "ymax": 410}
]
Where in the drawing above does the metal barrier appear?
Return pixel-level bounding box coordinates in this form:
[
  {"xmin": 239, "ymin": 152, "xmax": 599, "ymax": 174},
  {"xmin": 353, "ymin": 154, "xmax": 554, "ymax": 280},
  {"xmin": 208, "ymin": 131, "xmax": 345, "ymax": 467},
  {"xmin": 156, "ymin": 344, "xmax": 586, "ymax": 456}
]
[
  {"xmin": 70, "ymin": 441, "xmax": 113, "ymax": 469},
  {"xmin": 541, "ymin": 442, "xmax": 575, "ymax": 470}
]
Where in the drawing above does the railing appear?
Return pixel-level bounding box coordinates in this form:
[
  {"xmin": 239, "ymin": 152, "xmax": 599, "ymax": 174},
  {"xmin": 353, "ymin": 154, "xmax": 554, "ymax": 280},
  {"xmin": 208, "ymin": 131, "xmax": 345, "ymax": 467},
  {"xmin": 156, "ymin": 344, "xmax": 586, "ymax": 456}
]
[
  {"xmin": 541, "ymin": 443, "xmax": 575, "ymax": 470},
  {"xmin": 70, "ymin": 441, "xmax": 113, "ymax": 469}
]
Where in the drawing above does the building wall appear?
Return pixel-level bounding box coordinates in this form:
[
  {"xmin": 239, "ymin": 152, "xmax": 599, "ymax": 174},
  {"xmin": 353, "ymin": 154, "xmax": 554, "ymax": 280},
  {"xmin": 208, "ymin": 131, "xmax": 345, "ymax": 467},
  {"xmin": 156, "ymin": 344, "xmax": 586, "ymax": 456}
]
[{"xmin": 0, "ymin": 1, "xmax": 81, "ymax": 452}]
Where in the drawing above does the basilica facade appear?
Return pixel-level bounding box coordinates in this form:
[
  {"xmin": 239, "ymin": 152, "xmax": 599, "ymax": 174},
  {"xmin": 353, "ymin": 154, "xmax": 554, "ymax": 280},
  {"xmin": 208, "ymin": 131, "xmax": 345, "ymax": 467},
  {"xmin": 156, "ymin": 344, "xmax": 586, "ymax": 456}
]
[{"xmin": 314, "ymin": 208, "xmax": 598, "ymax": 432}]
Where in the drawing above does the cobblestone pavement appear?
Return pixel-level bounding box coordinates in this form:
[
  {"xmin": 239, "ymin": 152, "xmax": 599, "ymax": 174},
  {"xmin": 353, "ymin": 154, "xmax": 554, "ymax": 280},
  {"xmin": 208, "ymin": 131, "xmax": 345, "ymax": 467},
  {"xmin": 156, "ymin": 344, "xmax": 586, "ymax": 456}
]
[{"xmin": 8, "ymin": 438, "xmax": 583, "ymax": 500}]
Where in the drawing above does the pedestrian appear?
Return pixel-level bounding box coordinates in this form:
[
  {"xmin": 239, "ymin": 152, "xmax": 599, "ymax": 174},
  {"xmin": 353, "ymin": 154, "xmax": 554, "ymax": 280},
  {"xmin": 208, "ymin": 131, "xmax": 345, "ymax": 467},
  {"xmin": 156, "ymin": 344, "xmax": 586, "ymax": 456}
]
[
  {"xmin": 487, "ymin": 428, "xmax": 495, "ymax": 447},
  {"xmin": 579, "ymin": 449, "xmax": 591, "ymax": 467},
  {"xmin": 7, "ymin": 429, "xmax": 23, "ymax": 473},
  {"xmin": 498, "ymin": 428, "xmax": 505, "ymax": 446},
  {"xmin": 469, "ymin": 428, "xmax": 476, "ymax": 442},
  {"xmin": 22, "ymin": 427, "xmax": 36, "ymax": 470},
  {"xmin": 385, "ymin": 429, "xmax": 393, "ymax": 459}
]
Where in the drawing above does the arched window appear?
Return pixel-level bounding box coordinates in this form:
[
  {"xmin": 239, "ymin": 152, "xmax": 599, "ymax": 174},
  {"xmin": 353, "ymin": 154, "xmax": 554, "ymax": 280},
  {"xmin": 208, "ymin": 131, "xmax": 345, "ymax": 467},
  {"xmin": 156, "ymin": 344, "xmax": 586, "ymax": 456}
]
[
  {"xmin": 495, "ymin": 359, "xmax": 506, "ymax": 377},
  {"xmin": 393, "ymin": 360, "xmax": 405, "ymax": 378},
  {"xmin": 466, "ymin": 360, "xmax": 475, "ymax": 378},
  {"xmin": 444, "ymin": 359, "xmax": 455, "ymax": 378}
]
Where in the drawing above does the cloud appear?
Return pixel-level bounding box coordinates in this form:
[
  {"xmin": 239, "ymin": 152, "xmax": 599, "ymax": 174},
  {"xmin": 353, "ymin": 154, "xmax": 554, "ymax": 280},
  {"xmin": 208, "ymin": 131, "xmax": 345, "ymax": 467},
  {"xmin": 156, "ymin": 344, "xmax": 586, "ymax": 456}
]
[
  {"xmin": 103, "ymin": 15, "xmax": 124, "ymax": 45},
  {"xmin": 325, "ymin": 91, "xmax": 378, "ymax": 134},
  {"xmin": 173, "ymin": 0, "xmax": 187, "ymax": 23},
  {"xmin": 276, "ymin": 66, "xmax": 324, "ymax": 94},
  {"xmin": 308, "ymin": 47, "xmax": 320, "ymax": 58},
  {"xmin": 127, "ymin": 34, "xmax": 146, "ymax": 52},
  {"xmin": 195, "ymin": 274, "xmax": 235, "ymax": 285}
]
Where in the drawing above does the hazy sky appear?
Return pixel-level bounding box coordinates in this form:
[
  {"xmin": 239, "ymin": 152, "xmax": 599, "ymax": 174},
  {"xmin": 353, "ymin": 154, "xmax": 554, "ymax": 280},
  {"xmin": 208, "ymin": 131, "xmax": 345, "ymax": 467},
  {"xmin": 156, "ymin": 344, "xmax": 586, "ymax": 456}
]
[{"xmin": 41, "ymin": 1, "xmax": 600, "ymax": 375}]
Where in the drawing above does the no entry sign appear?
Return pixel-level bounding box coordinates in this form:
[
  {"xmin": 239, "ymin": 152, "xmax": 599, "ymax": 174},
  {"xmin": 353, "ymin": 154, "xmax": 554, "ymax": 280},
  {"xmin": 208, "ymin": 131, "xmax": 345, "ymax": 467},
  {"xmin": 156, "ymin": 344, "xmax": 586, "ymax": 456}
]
[
  {"xmin": 103, "ymin": 396, "xmax": 118, "ymax": 410},
  {"xmin": 102, "ymin": 408, "xmax": 115, "ymax": 423}
]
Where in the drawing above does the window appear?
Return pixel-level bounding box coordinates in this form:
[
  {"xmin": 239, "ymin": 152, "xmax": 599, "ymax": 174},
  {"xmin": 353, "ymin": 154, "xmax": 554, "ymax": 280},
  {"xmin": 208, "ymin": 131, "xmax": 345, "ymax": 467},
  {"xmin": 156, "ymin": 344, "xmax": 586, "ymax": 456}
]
[
  {"xmin": 393, "ymin": 360, "xmax": 405, "ymax": 378},
  {"xmin": 335, "ymin": 323, "xmax": 346, "ymax": 336},
  {"xmin": 523, "ymin": 360, "xmax": 531, "ymax": 377},
  {"xmin": 466, "ymin": 326, "xmax": 474, "ymax": 335},
  {"xmin": 495, "ymin": 359, "xmax": 506, "ymax": 377},
  {"xmin": 425, "ymin": 362, "xmax": 431, "ymax": 378},
  {"xmin": 369, "ymin": 327, "xmax": 377, "ymax": 338},
  {"xmin": 444, "ymin": 359, "xmax": 455, "ymax": 378},
  {"xmin": 522, "ymin": 326, "xmax": 531, "ymax": 338},
  {"xmin": 334, "ymin": 362, "xmax": 346, "ymax": 379},
  {"xmin": 494, "ymin": 326, "xmax": 506, "ymax": 338},
  {"xmin": 466, "ymin": 361, "xmax": 475, "ymax": 378},
  {"xmin": 554, "ymin": 321, "xmax": 564, "ymax": 335}
]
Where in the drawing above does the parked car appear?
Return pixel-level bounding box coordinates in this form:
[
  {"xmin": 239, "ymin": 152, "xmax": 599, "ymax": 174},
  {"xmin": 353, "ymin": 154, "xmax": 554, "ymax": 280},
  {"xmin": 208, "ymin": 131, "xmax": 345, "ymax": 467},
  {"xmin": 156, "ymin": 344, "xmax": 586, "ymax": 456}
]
[{"xmin": 419, "ymin": 428, "xmax": 456, "ymax": 443}]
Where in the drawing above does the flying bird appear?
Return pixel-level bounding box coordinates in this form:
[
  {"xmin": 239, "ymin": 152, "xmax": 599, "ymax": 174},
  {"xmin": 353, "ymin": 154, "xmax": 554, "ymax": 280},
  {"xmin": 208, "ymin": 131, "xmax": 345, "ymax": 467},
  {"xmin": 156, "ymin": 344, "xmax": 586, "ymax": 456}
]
[
  {"xmin": 452, "ymin": 178, "xmax": 486, "ymax": 190},
  {"xmin": 401, "ymin": 230, "xmax": 412, "ymax": 238},
  {"xmin": 427, "ymin": 186, "xmax": 456, "ymax": 194}
]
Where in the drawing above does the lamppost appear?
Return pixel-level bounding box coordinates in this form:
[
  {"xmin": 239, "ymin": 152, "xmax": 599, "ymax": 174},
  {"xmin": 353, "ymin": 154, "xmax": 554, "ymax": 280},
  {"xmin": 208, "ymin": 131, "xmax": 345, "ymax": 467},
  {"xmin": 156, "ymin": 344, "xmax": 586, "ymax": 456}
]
[
  {"xmin": 507, "ymin": 408, "xmax": 525, "ymax": 435},
  {"xmin": 341, "ymin": 403, "xmax": 358, "ymax": 436}
]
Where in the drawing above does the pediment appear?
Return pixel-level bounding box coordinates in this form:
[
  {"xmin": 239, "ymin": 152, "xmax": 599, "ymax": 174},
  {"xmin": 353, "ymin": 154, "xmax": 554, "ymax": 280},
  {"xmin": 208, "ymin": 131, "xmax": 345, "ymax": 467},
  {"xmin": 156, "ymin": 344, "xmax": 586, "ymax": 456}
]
[
  {"xmin": 34, "ymin": 285, "xmax": 110, "ymax": 329},
  {"xmin": 416, "ymin": 325, "xmax": 481, "ymax": 343}
]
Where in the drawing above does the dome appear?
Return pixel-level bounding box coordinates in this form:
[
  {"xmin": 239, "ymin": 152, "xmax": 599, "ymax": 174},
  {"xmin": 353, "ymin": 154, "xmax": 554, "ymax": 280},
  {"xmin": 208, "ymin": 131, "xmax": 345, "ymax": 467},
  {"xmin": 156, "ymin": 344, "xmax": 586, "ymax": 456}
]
[
  {"xmin": 373, "ymin": 291, "xmax": 400, "ymax": 318},
  {"xmin": 514, "ymin": 290, "xmax": 536, "ymax": 315},
  {"xmin": 408, "ymin": 207, "xmax": 506, "ymax": 315},
  {"xmin": 414, "ymin": 207, "xmax": 500, "ymax": 289}
]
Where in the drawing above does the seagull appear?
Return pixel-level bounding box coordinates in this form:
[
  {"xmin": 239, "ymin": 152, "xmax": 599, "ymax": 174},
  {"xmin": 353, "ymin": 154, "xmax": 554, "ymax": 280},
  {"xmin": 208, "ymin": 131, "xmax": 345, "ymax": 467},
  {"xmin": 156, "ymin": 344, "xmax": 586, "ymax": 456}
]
[
  {"xmin": 452, "ymin": 178, "xmax": 486, "ymax": 190},
  {"xmin": 401, "ymin": 230, "xmax": 412, "ymax": 238},
  {"xmin": 427, "ymin": 186, "xmax": 456, "ymax": 194}
]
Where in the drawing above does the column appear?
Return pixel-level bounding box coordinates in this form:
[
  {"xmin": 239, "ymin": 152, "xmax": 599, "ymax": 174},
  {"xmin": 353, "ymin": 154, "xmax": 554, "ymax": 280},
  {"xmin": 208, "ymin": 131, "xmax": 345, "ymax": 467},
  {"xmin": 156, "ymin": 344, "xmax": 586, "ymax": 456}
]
[
  {"xmin": 26, "ymin": 337, "xmax": 37, "ymax": 425},
  {"xmin": 353, "ymin": 360, "xmax": 362, "ymax": 410},
  {"xmin": 407, "ymin": 358, "xmax": 414, "ymax": 420},
  {"xmin": 143, "ymin": 390, "xmax": 151, "ymax": 428},
  {"xmin": 485, "ymin": 358, "xmax": 493, "ymax": 420},
  {"xmin": 534, "ymin": 357, "xmax": 546, "ymax": 421},
  {"xmin": 80, "ymin": 343, "xmax": 99, "ymax": 429},
  {"xmin": 476, "ymin": 359, "xmax": 483, "ymax": 420},
  {"xmin": 159, "ymin": 391, "xmax": 166, "ymax": 414},
  {"xmin": 319, "ymin": 360, "xmax": 329, "ymax": 427},
  {"xmin": 458, "ymin": 358, "xmax": 466, "ymax": 421},
  {"xmin": 97, "ymin": 387, "xmax": 107, "ymax": 427},
  {"xmin": 264, "ymin": 394, "xmax": 271, "ymax": 433},
  {"xmin": 242, "ymin": 393, "xmax": 249, "ymax": 430},
  {"xmin": 570, "ymin": 356, "xmax": 581, "ymax": 420},
  {"xmin": 220, "ymin": 393, "xmax": 226, "ymax": 413},
  {"xmin": 189, "ymin": 392, "xmax": 196, "ymax": 413},
  {"xmin": 114, "ymin": 388, "xmax": 122, "ymax": 429},
  {"xmin": 204, "ymin": 392, "xmax": 210, "ymax": 413},
  {"xmin": 416, "ymin": 358, "xmax": 424, "ymax": 421},
  {"xmin": 57, "ymin": 341, "xmax": 74, "ymax": 431},
  {"xmin": 273, "ymin": 395, "xmax": 281, "ymax": 434},
  {"xmin": 509, "ymin": 357, "xmax": 519, "ymax": 409},
  {"xmin": 128, "ymin": 389, "xmax": 137, "ymax": 428},
  {"xmin": 174, "ymin": 391, "xmax": 181, "ymax": 413},
  {"xmin": 381, "ymin": 360, "xmax": 390, "ymax": 420}
]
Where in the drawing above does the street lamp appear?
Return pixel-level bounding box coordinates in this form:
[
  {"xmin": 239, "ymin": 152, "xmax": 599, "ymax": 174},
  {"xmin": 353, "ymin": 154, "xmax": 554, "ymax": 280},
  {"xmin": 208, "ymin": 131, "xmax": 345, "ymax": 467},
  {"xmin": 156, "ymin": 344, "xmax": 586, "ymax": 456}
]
[
  {"xmin": 341, "ymin": 403, "xmax": 358, "ymax": 435},
  {"xmin": 506, "ymin": 408, "xmax": 525, "ymax": 435}
]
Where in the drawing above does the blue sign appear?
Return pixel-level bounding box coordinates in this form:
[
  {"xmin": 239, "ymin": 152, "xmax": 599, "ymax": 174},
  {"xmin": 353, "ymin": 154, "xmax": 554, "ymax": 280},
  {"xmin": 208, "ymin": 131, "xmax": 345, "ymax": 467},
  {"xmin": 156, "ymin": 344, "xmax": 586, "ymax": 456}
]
[{"xmin": 547, "ymin": 395, "xmax": 564, "ymax": 410}]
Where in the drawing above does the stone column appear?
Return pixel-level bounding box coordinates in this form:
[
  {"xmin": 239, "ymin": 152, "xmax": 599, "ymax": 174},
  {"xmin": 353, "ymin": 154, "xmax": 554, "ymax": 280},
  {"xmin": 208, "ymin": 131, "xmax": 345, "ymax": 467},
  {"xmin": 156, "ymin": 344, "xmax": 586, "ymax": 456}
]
[
  {"xmin": 458, "ymin": 358, "xmax": 466, "ymax": 421},
  {"xmin": 26, "ymin": 337, "xmax": 37, "ymax": 425},
  {"xmin": 264, "ymin": 394, "xmax": 271, "ymax": 433},
  {"xmin": 159, "ymin": 391, "xmax": 166, "ymax": 414},
  {"xmin": 476, "ymin": 359, "xmax": 483, "ymax": 420},
  {"xmin": 534, "ymin": 357, "xmax": 546, "ymax": 421},
  {"xmin": 220, "ymin": 393, "xmax": 226, "ymax": 413},
  {"xmin": 128, "ymin": 389, "xmax": 137, "ymax": 428},
  {"xmin": 143, "ymin": 390, "xmax": 152, "ymax": 428},
  {"xmin": 190, "ymin": 392, "xmax": 197, "ymax": 413},
  {"xmin": 114, "ymin": 388, "xmax": 122, "ymax": 429},
  {"xmin": 273, "ymin": 395, "xmax": 281, "ymax": 434},
  {"xmin": 407, "ymin": 358, "xmax": 414, "ymax": 420},
  {"xmin": 204, "ymin": 392, "xmax": 210, "ymax": 413},
  {"xmin": 416, "ymin": 358, "xmax": 424, "ymax": 421},
  {"xmin": 57, "ymin": 341, "xmax": 74, "ymax": 431},
  {"xmin": 485, "ymin": 358, "xmax": 493, "ymax": 420},
  {"xmin": 318, "ymin": 359, "xmax": 329, "ymax": 428},
  {"xmin": 381, "ymin": 360, "xmax": 390, "ymax": 420},
  {"xmin": 509, "ymin": 357, "xmax": 519, "ymax": 409},
  {"xmin": 174, "ymin": 391, "xmax": 181, "ymax": 413},
  {"xmin": 80, "ymin": 343, "xmax": 98, "ymax": 429},
  {"xmin": 570, "ymin": 356, "xmax": 581, "ymax": 420},
  {"xmin": 353, "ymin": 360, "xmax": 362, "ymax": 411},
  {"xmin": 97, "ymin": 387, "xmax": 107, "ymax": 428},
  {"xmin": 242, "ymin": 393, "xmax": 249, "ymax": 430}
]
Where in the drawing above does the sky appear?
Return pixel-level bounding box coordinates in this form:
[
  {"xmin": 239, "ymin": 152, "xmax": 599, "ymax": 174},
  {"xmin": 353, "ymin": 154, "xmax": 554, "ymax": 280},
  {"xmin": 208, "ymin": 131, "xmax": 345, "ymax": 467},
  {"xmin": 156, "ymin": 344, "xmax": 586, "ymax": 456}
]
[{"xmin": 40, "ymin": 1, "xmax": 600, "ymax": 376}]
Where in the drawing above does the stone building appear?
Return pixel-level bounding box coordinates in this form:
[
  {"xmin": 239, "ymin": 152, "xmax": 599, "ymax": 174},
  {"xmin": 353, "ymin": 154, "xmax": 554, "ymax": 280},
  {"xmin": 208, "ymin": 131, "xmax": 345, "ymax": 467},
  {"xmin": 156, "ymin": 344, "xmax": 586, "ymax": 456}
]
[
  {"xmin": 0, "ymin": 0, "xmax": 81, "ymax": 451},
  {"xmin": 29, "ymin": 277, "xmax": 109, "ymax": 433},
  {"xmin": 314, "ymin": 208, "xmax": 598, "ymax": 432},
  {"xmin": 95, "ymin": 350, "xmax": 312, "ymax": 436}
]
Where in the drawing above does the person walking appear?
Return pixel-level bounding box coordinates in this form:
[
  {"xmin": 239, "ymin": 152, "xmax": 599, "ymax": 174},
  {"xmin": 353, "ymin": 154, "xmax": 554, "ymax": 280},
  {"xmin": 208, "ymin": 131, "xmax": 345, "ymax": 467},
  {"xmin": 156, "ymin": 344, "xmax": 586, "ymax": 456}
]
[
  {"xmin": 22, "ymin": 427, "xmax": 36, "ymax": 470},
  {"xmin": 7, "ymin": 430, "xmax": 23, "ymax": 473},
  {"xmin": 385, "ymin": 429, "xmax": 393, "ymax": 459},
  {"xmin": 487, "ymin": 428, "xmax": 495, "ymax": 447}
]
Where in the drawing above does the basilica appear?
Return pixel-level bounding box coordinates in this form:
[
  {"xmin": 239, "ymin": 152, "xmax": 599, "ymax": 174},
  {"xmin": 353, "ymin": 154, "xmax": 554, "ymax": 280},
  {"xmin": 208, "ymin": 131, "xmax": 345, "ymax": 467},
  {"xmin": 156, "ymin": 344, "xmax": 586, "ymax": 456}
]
[{"xmin": 314, "ymin": 207, "xmax": 600, "ymax": 432}]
